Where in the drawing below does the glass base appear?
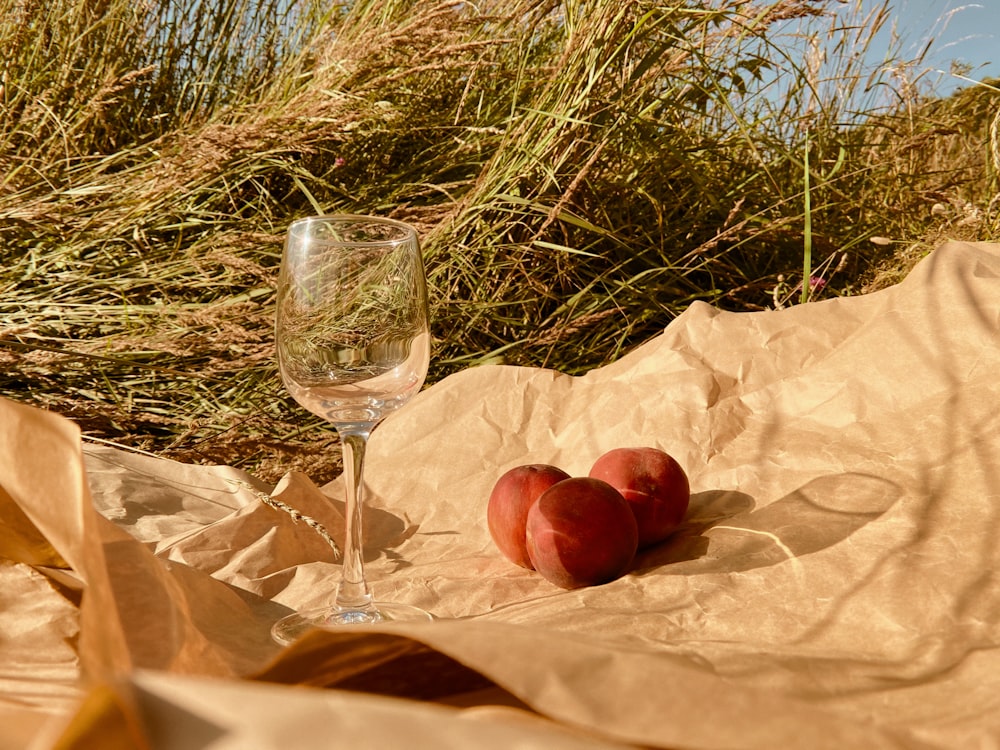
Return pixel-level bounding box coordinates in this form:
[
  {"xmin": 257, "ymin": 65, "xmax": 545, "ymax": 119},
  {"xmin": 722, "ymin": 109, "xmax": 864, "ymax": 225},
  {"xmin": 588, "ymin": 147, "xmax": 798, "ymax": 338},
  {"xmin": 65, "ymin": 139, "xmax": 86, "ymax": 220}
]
[{"xmin": 271, "ymin": 602, "xmax": 434, "ymax": 646}]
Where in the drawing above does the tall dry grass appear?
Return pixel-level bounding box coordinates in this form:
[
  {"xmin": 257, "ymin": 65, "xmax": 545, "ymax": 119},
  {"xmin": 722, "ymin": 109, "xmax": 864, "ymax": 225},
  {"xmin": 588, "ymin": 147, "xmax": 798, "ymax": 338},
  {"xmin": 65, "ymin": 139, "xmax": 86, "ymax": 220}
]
[{"xmin": 1, "ymin": 0, "xmax": 997, "ymax": 481}]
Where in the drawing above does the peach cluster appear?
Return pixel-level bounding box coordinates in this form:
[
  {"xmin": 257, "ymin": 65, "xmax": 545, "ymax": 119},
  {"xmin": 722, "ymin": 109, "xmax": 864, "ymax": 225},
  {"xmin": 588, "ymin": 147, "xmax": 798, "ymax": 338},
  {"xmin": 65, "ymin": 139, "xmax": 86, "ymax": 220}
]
[{"xmin": 486, "ymin": 447, "xmax": 690, "ymax": 589}]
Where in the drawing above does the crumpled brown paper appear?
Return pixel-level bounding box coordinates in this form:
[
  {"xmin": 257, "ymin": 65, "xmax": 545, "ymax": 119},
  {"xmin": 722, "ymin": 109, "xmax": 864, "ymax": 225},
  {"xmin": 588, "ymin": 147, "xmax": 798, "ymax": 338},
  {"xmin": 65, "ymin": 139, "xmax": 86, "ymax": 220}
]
[{"xmin": 4, "ymin": 241, "xmax": 1000, "ymax": 749}]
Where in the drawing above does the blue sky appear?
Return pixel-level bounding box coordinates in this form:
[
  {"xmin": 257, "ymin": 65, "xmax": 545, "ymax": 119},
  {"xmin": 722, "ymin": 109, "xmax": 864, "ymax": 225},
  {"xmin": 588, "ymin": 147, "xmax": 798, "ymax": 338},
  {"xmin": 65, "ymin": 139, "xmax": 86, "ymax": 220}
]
[{"xmin": 863, "ymin": 0, "xmax": 999, "ymax": 94}]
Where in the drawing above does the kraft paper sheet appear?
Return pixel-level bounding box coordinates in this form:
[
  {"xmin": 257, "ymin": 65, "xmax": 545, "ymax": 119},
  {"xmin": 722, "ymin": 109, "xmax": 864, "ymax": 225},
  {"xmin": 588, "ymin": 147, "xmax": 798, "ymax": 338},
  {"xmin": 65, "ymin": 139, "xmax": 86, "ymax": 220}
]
[{"xmin": 3, "ymin": 240, "xmax": 1000, "ymax": 749}]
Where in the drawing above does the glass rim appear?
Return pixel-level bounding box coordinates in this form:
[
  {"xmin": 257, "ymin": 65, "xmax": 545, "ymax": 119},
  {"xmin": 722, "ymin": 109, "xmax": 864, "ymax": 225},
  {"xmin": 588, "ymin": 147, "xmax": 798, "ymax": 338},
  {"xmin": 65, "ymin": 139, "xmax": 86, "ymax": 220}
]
[{"xmin": 287, "ymin": 213, "xmax": 418, "ymax": 246}]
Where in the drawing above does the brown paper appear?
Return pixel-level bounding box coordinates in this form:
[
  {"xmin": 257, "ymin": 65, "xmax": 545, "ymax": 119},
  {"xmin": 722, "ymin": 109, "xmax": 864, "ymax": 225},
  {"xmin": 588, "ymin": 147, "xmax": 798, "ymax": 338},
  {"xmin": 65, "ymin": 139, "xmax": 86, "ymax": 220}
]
[{"xmin": 3, "ymin": 241, "xmax": 1000, "ymax": 748}]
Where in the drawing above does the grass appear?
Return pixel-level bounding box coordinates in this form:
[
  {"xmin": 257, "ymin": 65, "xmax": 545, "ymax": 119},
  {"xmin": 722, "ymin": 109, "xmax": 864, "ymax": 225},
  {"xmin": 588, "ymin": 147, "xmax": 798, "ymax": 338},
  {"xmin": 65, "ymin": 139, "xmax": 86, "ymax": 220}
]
[{"xmin": 1, "ymin": 0, "xmax": 998, "ymax": 483}]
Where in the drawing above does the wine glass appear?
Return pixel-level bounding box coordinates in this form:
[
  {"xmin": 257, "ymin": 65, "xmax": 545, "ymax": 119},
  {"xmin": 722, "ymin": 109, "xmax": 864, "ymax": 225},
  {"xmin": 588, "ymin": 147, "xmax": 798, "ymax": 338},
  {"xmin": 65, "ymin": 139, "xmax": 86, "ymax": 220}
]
[{"xmin": 271, "ymin": 214, "xmax": 432, "ymax": 645}]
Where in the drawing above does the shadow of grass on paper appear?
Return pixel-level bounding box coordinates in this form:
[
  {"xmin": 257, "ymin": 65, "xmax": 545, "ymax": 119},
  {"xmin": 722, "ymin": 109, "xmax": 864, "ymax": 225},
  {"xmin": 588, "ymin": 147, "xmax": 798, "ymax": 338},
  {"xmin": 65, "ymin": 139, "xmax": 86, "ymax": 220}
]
[{"xmin": 636, "ymin": 473, "xmax": 899, "ymax": 576}]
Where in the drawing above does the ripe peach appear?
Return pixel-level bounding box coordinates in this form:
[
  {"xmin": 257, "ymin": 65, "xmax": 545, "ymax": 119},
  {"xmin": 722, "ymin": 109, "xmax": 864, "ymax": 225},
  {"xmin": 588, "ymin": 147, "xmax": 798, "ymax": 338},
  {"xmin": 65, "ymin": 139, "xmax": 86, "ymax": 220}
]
[
  {"xmin": 525, "ymin": 477, "xmax": 638, "ymax": 589},
  {"xmin": 588, "ymin": 447, "xmax": 690, "ymax": 549},
  {"xmin": 487, "ymin": 464, "xmax": 571, "ymax": 568}
]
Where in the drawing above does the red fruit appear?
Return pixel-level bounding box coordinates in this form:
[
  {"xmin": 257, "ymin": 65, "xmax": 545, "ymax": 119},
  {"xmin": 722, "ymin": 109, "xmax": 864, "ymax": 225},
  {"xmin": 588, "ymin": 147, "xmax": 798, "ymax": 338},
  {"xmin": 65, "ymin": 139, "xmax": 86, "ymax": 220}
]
[
  {"xmin": 525, "ymin": 477, "xmax": 638, "ymax": 589},
  {"xmin": 488, "ymin": 464, "xmax": 571, "ymax": 568},
  {"xmin": 589, "ymin": 447, "xmax": 690, "ymax": 549}
]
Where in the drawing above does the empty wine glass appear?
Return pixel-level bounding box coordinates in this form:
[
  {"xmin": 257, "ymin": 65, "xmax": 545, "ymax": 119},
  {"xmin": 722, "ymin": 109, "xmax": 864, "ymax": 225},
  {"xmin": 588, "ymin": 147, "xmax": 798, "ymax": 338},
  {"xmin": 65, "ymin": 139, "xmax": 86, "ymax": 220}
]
[{"xmin": 271, "ymin": 214, "xmax": 432, "ymax": 645}]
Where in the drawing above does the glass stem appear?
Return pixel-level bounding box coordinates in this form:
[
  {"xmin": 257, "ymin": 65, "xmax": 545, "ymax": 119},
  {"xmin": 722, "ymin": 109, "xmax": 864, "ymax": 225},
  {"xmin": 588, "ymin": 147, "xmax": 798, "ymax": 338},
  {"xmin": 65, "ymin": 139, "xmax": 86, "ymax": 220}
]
[{"xmin": 335, "ymin": 427, "xmax": 375, "ymax": 613}]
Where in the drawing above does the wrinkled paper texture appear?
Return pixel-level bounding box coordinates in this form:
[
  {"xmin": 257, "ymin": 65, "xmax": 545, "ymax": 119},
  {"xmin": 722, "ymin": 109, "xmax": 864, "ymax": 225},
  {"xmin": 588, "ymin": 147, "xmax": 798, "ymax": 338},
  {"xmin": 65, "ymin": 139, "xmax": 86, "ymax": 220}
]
[{"xmin": 3, "ymin": 241, "xmax": 1000, "ymax": 749}]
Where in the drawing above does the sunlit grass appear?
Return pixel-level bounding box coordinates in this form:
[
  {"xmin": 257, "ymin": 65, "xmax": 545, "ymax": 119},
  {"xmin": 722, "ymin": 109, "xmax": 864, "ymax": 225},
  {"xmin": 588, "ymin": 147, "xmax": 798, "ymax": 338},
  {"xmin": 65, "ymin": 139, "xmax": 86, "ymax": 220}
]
[{"xmin": 1, "ymin": 0, "xmax": 997, "ymax": 482}]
